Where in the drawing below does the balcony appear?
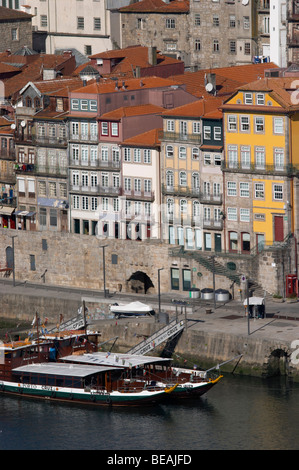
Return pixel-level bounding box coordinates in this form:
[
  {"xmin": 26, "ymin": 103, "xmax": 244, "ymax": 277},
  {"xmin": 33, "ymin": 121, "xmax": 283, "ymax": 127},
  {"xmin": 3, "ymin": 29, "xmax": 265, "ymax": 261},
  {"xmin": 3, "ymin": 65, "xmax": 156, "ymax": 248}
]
[
  {"xmin": 70, "ymin": 184, "xmax": 121, "ymax": 197},
  {"xmin": 33, "ymin": 135, "xmax": 68, "ymax": 148},
  {"xmin": 123, "ymin": 189, "xmax": 155, "ymax": 202},
  {"xmin": 69, "ymin": 159, "xmax": 120, "ymax": 171},
  {"xmin": 34, "ymin": 165, "xmax": 68, "ymax": 177},
  {"xmin": 202, "ymin": 218, "xmax": 223, "ymax": 230},
  {"xmin": 69, "ymin": 133, "xmax": 98, "ymax": 143},
  {"xmin": 0, "ymin": 149, "xmax": 16, "ymax": 161},
  {"xmin": 221, "ymin": 161, "xmax": 297, "ymax": 176},
  {"xmin": 159, "ymin": 131, "xmax": 201, "ymax": 145},
  {"xmin": 162, "ymin": 184, "xmax": 222, "ymax": 203}
]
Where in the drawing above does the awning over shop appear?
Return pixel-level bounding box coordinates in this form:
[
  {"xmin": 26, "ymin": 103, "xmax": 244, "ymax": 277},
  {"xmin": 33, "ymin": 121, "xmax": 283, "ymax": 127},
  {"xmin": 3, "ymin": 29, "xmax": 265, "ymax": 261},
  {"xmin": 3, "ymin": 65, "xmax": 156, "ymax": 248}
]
[
  {"xmin": 0, "ymin": 207, "xmax": 15, "ymax": 215},
  {"xmin": 14, "ymin": 210, "xmax": 36, "ymax": 217}
]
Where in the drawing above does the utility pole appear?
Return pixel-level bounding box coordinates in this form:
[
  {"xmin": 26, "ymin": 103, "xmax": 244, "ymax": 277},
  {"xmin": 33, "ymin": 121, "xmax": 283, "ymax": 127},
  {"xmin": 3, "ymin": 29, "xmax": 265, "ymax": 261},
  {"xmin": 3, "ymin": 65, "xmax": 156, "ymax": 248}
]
[
  {"xmin": 101, "ymin": 245, "xmax": 108, "ymax": 297},
  {"xmin": 158, "ymin": 268, "xmax": 164, "ymax": 322}
]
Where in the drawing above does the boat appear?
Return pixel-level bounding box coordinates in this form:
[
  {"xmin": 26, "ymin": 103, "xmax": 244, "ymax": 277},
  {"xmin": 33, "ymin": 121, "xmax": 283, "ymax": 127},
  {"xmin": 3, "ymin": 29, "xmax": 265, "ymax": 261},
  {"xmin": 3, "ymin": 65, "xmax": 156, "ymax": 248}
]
[
  {"xmin": 0, "ymin": 341, "xmax": 177, "ymax": 407},
  {"xmin": 60, "ymin": 351, "xmax": 222, "ymax": 398},
  {"xmin": 110, "ymin": 301, "xmax": 155, "ymax": 318}
]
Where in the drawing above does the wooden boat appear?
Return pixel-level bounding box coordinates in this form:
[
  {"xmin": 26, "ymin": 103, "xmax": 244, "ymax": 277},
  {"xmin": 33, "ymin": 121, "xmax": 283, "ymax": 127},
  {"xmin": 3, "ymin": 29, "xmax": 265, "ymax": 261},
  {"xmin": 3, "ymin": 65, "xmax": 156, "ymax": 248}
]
[
  {"xmin": 60, "ymin": 352, "xmax": 222, "ymax": 398},
  {"xmin": 0, "ymin": 341, "xmax": 177, "ymax": 407}
]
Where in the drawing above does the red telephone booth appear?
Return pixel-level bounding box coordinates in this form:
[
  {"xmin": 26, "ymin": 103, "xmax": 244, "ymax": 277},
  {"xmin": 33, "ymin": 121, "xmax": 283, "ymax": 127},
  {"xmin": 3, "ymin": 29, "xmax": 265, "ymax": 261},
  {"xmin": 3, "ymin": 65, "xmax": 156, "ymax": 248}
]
[{"xmin": 286, "ymin": 274, "xmax": 298, "ymax": 297}]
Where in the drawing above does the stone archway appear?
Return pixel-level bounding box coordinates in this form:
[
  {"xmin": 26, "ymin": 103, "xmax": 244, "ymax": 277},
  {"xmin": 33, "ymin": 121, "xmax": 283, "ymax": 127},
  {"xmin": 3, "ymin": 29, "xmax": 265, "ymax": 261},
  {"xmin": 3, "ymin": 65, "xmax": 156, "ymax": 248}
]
[
  {"xmin": 127, "ymin": 271, "xmax": 154, "ymax": 294},
  {"xmin": 267, "ymin": 348, "xmax": 289, "ymax": 377}
]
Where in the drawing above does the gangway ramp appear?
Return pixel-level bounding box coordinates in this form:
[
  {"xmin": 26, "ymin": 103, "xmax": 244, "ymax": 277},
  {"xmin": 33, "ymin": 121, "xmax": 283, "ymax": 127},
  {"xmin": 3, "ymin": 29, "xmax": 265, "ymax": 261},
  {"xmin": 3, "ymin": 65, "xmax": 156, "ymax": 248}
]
[{"xmin": 127, "ymin": 319, "xmax": 185, "ymax": 355}]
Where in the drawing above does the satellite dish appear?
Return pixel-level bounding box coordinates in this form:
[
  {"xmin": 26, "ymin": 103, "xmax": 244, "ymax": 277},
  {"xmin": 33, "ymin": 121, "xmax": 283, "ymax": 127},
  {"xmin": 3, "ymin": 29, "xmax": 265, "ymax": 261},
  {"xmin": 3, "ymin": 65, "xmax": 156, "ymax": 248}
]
[
  {"xmin": 242, "ymin": 0, "xmax": 249, "ymax": 5},
  {"xmin": 10, "ymin": 123, "xmax": 16, "ymax": 129},
  {"xmin": 21, "ymin": 120, "xmax": 26, "ymax": 127},
  {"xmin": 205, "ymin": 82, "xmax": 214, "ymax": 93}
]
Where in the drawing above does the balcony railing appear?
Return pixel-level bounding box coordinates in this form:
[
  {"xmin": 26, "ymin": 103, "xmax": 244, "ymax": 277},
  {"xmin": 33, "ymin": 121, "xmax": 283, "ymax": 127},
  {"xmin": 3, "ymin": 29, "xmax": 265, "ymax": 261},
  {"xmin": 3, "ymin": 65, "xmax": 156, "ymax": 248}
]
[
  {"xmin": 162, "ymin": 184, "xmax": 222, "ymax": 203},
  {"xmin": 221, "ymin": 161, "xmax": 298, "ymax": 175},
  {"xmin": 70, "ymin": 184, "xmax": 121, "ymax": 196},
  {"xmin": 69, "ymin": 159, "xmax": 120, "ymax": 170},
  {"xmin": 33, "ymin": 135, "xmax": 68, "ymax": 147},
  {"xmin": 0, "ymin": 149, "xmax": 16, "ymax": 160},
  {"xmin": 123, "ymin": 189, "xmax": 155, "ymax": 202},
  {"xmin": 159, "ymin": 131, "xmax": 201, "ymax": 144},
  {"xmin": 69, "ymin": 133, "xmax": 98, "ymax": 142}
]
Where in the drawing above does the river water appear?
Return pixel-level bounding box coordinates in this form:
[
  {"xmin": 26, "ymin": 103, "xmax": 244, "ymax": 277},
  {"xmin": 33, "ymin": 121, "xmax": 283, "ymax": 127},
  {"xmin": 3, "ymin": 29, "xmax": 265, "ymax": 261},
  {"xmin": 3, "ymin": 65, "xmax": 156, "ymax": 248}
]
[{"xmin": 0, "ymin": 374, "xmax": 298, "ymax": 451}]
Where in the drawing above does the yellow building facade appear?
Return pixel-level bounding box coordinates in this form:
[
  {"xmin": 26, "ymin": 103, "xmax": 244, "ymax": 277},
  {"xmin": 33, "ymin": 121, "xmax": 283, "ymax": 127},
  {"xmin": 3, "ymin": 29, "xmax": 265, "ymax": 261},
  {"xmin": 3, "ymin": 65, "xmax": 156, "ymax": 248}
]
[{"xmin": 222, "ymin": 78, "xmax": 299, "ymax": 252}]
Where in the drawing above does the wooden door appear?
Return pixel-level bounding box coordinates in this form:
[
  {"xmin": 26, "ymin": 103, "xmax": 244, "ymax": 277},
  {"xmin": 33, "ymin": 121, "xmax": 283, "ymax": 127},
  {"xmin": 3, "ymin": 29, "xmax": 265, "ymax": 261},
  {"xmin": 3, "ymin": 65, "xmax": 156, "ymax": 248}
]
[{"xmin": 274, "ymin": 215, "xmax": 284, "ymax": 242}]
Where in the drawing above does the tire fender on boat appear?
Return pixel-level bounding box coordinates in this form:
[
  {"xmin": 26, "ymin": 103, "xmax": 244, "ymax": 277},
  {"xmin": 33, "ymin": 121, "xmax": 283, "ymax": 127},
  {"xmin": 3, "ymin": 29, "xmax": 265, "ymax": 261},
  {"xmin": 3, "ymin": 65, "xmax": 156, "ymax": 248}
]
[{"xmin": 106, "ymin": 395, "xmax": 112, "ymax": 405}]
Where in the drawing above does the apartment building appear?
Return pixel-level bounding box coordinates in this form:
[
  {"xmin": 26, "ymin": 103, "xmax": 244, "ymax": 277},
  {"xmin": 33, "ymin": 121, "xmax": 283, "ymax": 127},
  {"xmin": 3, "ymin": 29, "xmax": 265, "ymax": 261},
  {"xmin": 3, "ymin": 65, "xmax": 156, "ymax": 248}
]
[
  {"xmin": 221, "ymin": 77, "xmax": 299, "ymax": 254},
  {"xmin": 0, "ymin": 117, "xmax": 16, "ymax": 229}
]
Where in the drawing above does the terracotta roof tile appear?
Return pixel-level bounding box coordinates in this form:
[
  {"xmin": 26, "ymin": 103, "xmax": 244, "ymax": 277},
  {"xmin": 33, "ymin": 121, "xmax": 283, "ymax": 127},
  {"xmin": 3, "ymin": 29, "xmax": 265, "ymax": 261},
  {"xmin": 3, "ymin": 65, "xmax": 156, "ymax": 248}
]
[
  {"xmin": 0, "ymin": 6, "xmax": 32, "ymax": 19},
  {"xmin": 72, "ymin": 76, "xmax": 181, "ymax": 94},
  {"xmin": 120, "ymin": 0, "xmax": 189, "ymax": 13},
  {"xmin": 121, "ymin": 127, "xmax": 162, "ymax": 147},
  {"xmin": 162, "ymin": 96, "xmax": 223, "ymax": 118},
  {"xmin": 100, "ymin": 104, "xmax": 165, "ymax": 120}
]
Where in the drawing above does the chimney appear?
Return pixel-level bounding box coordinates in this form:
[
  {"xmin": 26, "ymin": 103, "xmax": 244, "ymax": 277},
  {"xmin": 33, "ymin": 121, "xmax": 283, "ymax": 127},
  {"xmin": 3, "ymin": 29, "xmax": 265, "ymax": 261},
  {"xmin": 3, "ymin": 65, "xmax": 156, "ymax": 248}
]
[{"xmin": 148, "ymin": 46, "xmax": 157, "ymax": 66}]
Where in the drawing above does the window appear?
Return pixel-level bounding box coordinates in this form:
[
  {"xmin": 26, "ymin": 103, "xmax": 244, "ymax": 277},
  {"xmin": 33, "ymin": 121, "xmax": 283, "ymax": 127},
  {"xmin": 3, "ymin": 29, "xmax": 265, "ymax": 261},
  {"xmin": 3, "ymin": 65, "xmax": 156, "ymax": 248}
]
[
  {"xmin": 111, "ymin": 122, "xmax": 118, "ymax": 136},
  {"xmin": 71, "ymin": 99, "xmax": 79, "ymax": 111},
  {"xmin": 77, "ymin": 17, "xmax": 84, "ymax": 29},
  {"xmin": 11, "ymin": 27, "xmax": 18, "ymax": 40},
  {"xmin": 167, "ymin": 120, "xmax": 174, "ymax": 132},
  {"xmin": 73, "ymin": 195, "xmax": 80, "ymax": 210},
  {"xmin": 214, "ymin": 127, "xmax": 221, "ymax": 140},
  {"xmin": 134, "ymin": 148, "xmax": 141, "ymax": 163},
  {"xmin": 101, "ymin": 122, "xmax": 108, "ymax": 135},
  {"xmin": 195, "ymin": 39, "xmax": 201, "ymax": 51},
  {"xmin": 242, "ymin": 232, "xmax": 251, "ymax": 252},
  {"xmin": 40, "ymin": 15, "xmax": 47, "ymax": 27},
  {"xmin": 229, "ymin": 231, "xmax": 238, "ymax": 251},
  {"xmin": 214, "ymin": 154, "xmax": 222, "ymax": 166},
  {"xmin": 166, "ymin": 145, "xmax": 174, "ymax": 158},
  {"xmin": 228, "ymin": 115, "xmax": 237, "ymax": 131},
  {"xmin": 204, "ymin": 154, "xmax": 211, "ymax": 165},
  {"xmin": 255, "ymin": 147, "xmax": 265, "ymax": 169},
  {"xmin": 229, "ymin": 15, "xmax": 236, "ymax": 27},
  {"xmin": 171, "ymin": 268, "xmax": 180, "ymax": 290},
  {"xmin": 244, "ymin": 93, "xmax": 253, "ymax": 105},
  {"xmin": 255, "ymin": 116, "xmax": 264, "ymax": 133},
  {"xmin": 273, "ymin": 184, "xmax": 283, "ymax": 200},
  {"xmin": 240, "ymin": 208, "xmax": 250, "ymax": 222},
  {"xmin": 30, "ymin": 254, "xmax": 36, "ymax": 271},
  {"xmin": 101, "ymin": 173, "xmax": 109, "ymax": 187},
  {"xmin": 144, "ymin": 179, "xmax": 151, "ymax": 193},
  {"xmin": 193, "ymin": 122, "xmax": 200, "ymax": 134},
  {"xmin": 243, "ymin": 16, "xmax": 250, "ymax": 29},
  {"xmin": 101, "ymin": 146, "xmax": 108, "ymax": 161},
  {"xmin": 84, "ymin": 45, "xmax": 92, "ymax": 56},
  {"xmin": 91, "ymin": 197, "xmax": 98, "ymax": 211},
  {"xmin": 166, "ymin": 18, "xmax": 175, "ymax": 29},
  {"xmin": 192, "ymin": 147, "xmax": 199, "ymax": 160},
  {"xmin": 241, "ymin": 146, "xmax": 250, "ymax": 168},
  {"xmin": 167, "ymin": 198, "xmax": 174, "ymax": 215},
  {"xmin": 144, "ymin": 149, "xmax": 151, "ymax": 163},
  {"xmin": 256, "ymin": 93, "xmax": 265, "ymax": 105},
  {"xmin": 254, "ymin": 183, "xmax": 264, "ymax": 199},
  {"xmin": 204, "ymin": 126, "xmax": 211, "ymax": 139},
  {"xmin": 38, "ymin": 181, "xmax": 46, "ymax": 196},
  {"xmin": 180, "ymin": 199, "xmax": 187, "ymax": 213},
  {"xmin": 166, "ymin": 171, "xmax": 174, "ymax": 188},
  {"xmin": 213, "ymin": 39, "xmax": 219, "ymax": 52},
  {"xmin": 124, "ymin": 177, "xmax": 131, "ymax": 191},
  {"xmin": 94, "ymin": 17, "xmax": 101, "ymax": 30},
  {"xmin": 124, "ymin": 148, "xmax": 131, "ymax": 162},
  {"xmin": 179, "ymin": 171, "xmax": 187, "ymax": 186},
  {"xmin": 228, "ymin": 145, "xmax": 238, "ymax": 168},
  {"xmin": 213, "ymin": 15, "xmax": 219, "ymax": 26},
  {"xmin": 274, "ymin": 148, "xmax": 284, "ymax": 170},
  {"xmin": 179, "ymin": 146, "xmax": 186, "ymax": 159},
  {"xmin": 134, "ymin": 178, "xmax": 141, "ymax": 192},
  {"xmin": 244, "ymin": 42, "xmax": 251, "ymax": 55},
  {"xmin": 227, "ymin": 181, "xmax": 237, "ymax": 196},
  {"xmin": 240, "ymin": 182, "xmax": 249, "ymax": 197},
  {"xmin": 183, "ymin": 270, "xmax": 191, "ymax": 291},
  {"xmin": 240, "ymin": 116, "xmax": 250, "ymax": 132},
  {"xmin": 227, "ymin": 208, "xmax": 237, "ymax": 221},
  {"xmin": 274, "ymin": 117, "xmax": 283, "ymax": 134},
  {"xmin": 137, "ymin": 17, "xmax": 146, "ymax": 29},
  {"xmin": 194, "ymin": 14, "xmax": 200, "ymax": 25},
  {"xmin": 90, "ymin": 101, "xmax": 97, "ymax": 112}
]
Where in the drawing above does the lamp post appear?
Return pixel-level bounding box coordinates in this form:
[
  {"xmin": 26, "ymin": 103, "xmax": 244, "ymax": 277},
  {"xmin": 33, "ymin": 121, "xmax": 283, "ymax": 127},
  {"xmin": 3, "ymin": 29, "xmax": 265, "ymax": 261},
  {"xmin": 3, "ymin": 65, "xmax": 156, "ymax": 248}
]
[
  {"xmin": 158, "ymin": 268, "xmax": 164, "ymax": 322},
  {"xmin": 101, "ymin": 245, "xmax": 108, "ymax": 297}
]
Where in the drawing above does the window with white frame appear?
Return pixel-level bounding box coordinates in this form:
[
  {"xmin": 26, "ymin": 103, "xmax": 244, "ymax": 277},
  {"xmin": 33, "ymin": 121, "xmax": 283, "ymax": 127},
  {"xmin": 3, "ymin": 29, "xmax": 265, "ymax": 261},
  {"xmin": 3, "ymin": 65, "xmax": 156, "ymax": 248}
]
[
  {"xmin": 124, "ymin": 177, "xmax": 131, "ymax": 191},
  {"xmin": 167, "ymin": 198, "xmax": 174, "ymax": 214},
  {"xmin": 228, "ymin": 145, "xmax": 238, "ymax": 168},
  {"xmin": 144, "ymin": 179, "xmax": 151, "ymax": 193},
  {"xmin": 180, "ymin": 199, "xmax": 187, "ymax": 213},
  {"xmin": 255, "ymin": 147, "xmax": 265, "ymax": 169},
  {"xmin": 193, "ymin": 122, "xmax": 200, "ymax": 134},
  {"xmin": 273, "ymin": 117, "xmax": 283, "ymax": 134},
  {"xmin": 193, "ymin": 200, "xmax": 200, "ymax": 217},
  {"xmin": 101, "ymin": 146, "xmax": 108, "ymax": 161},
  {"xmin": 179, "ymin": 171, "xmax": 187, "ymax": 186},
  {"xmin": 255, "ymin": 116, "xmax": 264, "ymax": 133},
  {"xmin": 113, "ymin": 173, "xmax": 120, "ymax": 188},
  {"xmin": 227, "ymin": 181, "xmax": 237, "ymax": 196},
  {"xmin": 214, "ymin": 154, "xmax": 222, "ymax": 166},
  {"xmin": 240, "ymin": 116, "xmax": 250, "ymax": 132},
  {"xmin": 144, "ymin": 149, "xmax": 151, "ymax": 163},
  {"xmin": 101, "ymin": 122, "xmax": 108, "ymax": 135},
  {"xmin": 227, "ymin": 207, "xmax": 237, "ymax": 221},
  {"xmin": 214, "ymin": 126, "xmax": 221, "ymax": 140},
  {"xmin": 166, "ymin": 18, "xmax": 175, "ymax": 29},
  {"xmin": 113, "ymin": 198, "xmax": 119, "ymax": 212},
  {"xmin": 204, "ymin": 181, "xmax": 210, "ymax": 196},
  {"xmin": 82, "ymin": 171, "xmax": 88, "ymax": 187},
  {"xmin": 274, "ymin": 148, "xmax": 284, "ymax": 170},
  {"xmin": 240, "ymin": 182, "xmax": 249, "ymax": 197},
  {"xmin": 256, "ymin": 93, "xmax": 265, "ymax": 105},
  {"xmin": 82, "ymin": 196, "xmax": 89, "ymax": 210},
  {"xmin": 204, "ymin": 207, "xmax": 211, "ymax": 222},
  {"xmin": 73, "ymin": 195, "xmax": 80, "ymax": 209},
  {"xmin": 228, "ymin": 115, "xmax": 237, "ymax": 131},
  {"xmin": 134, "ymin": 148, "xmax": 141, "ymax": 162},
  {"xmin": 254, "ymin": 182, "xmax": 264, "ymax": 198},
  {"xmin": 166, "ymin": 170, "xmax": 174, "ymax": 187},
  {"xmin": 244, "ymin": 92, "xmax": 253, "ymax": 105},
  {"xmin": 192, "ymin": 147, "xmax": 199, "ymax": 160},
  {"xmin": 166, "ymin": 145, "xmax": 174, "ymax": 158},
  {"xmin": 81, "ymin": 145, "xmax": 88, "ymax": 163},
  {"xmin": 112, "ymin": 147, "xmax": 119, "ymax": 162},
  {"xmin": 204, "ymin": 126, "xmax": 211, "ymax": 139},
  {"xmin": 179, "ymin": 146, "xmax": 186, "ymax": 159},
  {"xmin": 72, "ymin": 171, "xmax": 79, "ymax": 186},
  {"xmin": 144, "ymin": 202, "xmax": 151, "ymax": 216},
  {"xmin": 204, "ymin": 154, "xmax": 211, "ymax": 165},
  {"xmin": 101, "ymin": 173, "xmax": 109, "ymax": 187},
  {"xmin": 91, "ymin": 197, "xmax": 98, "ymax": 211},
  {"xmin": 134, "ymin": 178, "xmax": 141, "ymax": 192},
  {"xmin": 124, "ymin": 148, "xmax": 131, "ymax": 162},
  {"xmin": 91, "ymin": 172, "xmax": 98, "ymax": 187},
  {"xmin": 213, "ymin": 182, "xmax": 220, "ymax": 196},
  {"xmin": 241, "ymin": 146, "xmax": 250, "ymax": 168},
  {"xmin": 111, "ymin": 122, "xmax": 118, "ymax": 136},
  {"xmin": 72, "ymin": 145, "xmax": 79, "ymax": 161},
  {"xmin": 90, "ymin": 146, "xmax": 98, "ymax": 163},
  {"xmin": 102, "ymin": 197, "xmax": 109, "ymax": 211},
  {"xmin": 273, "ymin": 184, "xmax": 283, "ymax": 200},
  {"xmin": 167, "ymin": 120, "xmax": 175, "ymax": 132},
  {"xmin": 240, "ymin": 208, "xmax": 250, "ymax": 222}
]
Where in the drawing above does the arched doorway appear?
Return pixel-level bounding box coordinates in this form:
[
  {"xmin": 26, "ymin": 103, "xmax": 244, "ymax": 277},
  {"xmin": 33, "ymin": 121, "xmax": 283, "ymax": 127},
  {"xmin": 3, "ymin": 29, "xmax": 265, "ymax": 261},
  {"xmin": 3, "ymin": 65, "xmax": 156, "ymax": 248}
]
[{"xmin": 127, "ymin": 271, "xmax": 154, "ymax": 294}]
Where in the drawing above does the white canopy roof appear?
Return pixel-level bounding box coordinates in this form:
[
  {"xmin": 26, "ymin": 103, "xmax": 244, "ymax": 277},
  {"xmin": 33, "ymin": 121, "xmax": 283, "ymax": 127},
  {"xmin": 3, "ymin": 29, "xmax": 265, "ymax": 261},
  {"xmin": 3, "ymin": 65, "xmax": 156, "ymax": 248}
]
[
  {"xmin": 110, "ymin": 301, "xmax": 153, "ymax": 313},
  {"xmin": 243, "ymin": 297, "xmax": 265, "ymax": 306}
]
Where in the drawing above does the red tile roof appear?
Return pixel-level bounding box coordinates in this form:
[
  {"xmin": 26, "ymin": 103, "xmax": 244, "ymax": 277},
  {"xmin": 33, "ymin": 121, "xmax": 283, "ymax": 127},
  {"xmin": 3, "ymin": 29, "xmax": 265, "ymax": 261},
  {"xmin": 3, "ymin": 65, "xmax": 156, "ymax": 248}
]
[
  {"xmin": 119, "ymin": 0, "xmax": 189, "ymax": 13},
  {"xmin": 0, "ymin": 6, "xmax": 32, "ymax": 20},
  {"xmin": 121, "ymin": 127, "xmax": 162, "ymax": 147},
  {"xmin": 100, "ymin": 104, "xmax": 165, "ymax": 120},
  {"xmin": 162, "ymin": 96, "xmax": 224, "ymax": 118}
]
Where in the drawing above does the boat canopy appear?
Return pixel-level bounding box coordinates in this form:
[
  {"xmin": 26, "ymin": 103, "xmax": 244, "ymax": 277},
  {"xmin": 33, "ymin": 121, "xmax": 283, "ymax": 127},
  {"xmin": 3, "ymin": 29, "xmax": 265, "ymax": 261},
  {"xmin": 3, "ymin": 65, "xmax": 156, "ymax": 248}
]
[
  {"xmin": 12, "ymin": 362, "xmax": 119, "ymax": 378},
  {"xmin": 61, "ymin": 352, "xmax": 172, "ymax": 368},
  {"xmin": 110, "ymin": 301, "xmax": 154, "ymax": 313}
]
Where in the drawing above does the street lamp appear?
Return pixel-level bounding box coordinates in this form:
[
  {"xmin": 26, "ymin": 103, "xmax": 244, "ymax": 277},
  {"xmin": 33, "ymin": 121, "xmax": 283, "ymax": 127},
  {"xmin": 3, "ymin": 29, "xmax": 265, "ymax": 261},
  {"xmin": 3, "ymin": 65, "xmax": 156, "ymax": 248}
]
[
  {"xmin": 158, "ymin": 268, "xmax": 164, "ymax": 322},
  {"xmin": 101, "ymin": 245, "xmax": 108, "ymax": 297}
]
